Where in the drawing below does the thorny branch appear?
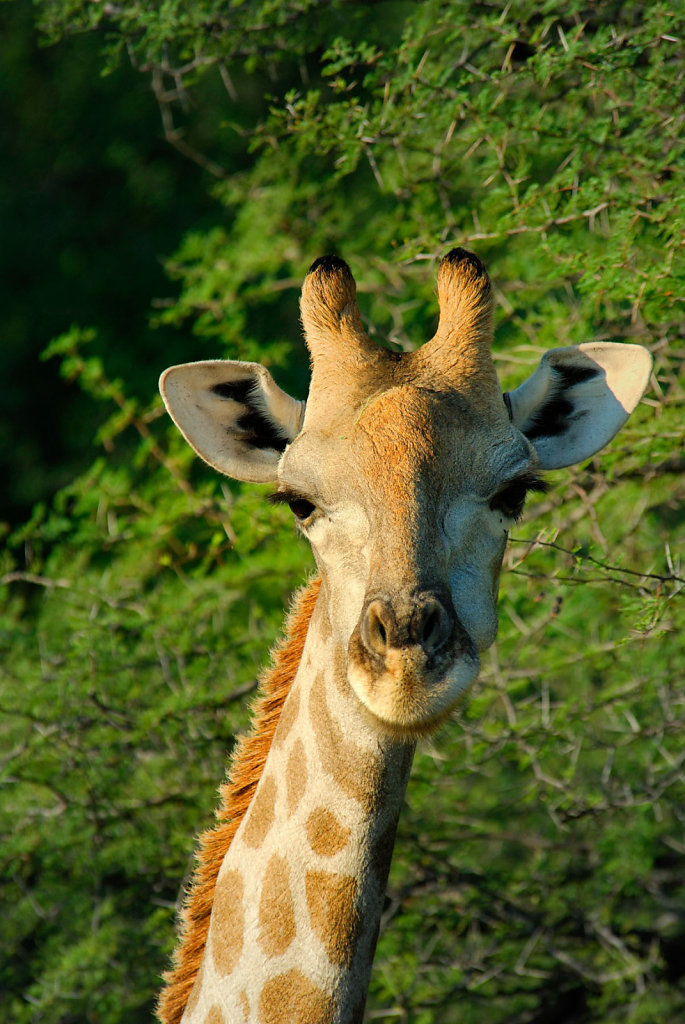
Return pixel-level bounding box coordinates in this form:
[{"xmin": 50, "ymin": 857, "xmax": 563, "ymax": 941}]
[{"xmin": 508, "ymin": 536, "xmax": 684, "ymax": 591}]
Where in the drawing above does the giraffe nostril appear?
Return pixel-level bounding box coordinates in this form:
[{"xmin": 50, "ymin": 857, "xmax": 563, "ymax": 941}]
[
  {"xmin": 362, "ymin": 599, "xmax": 394, "ymax": 657},
  {"xmin": 414, "ymin": 595, "xmax": 453, "ymax": 656}
]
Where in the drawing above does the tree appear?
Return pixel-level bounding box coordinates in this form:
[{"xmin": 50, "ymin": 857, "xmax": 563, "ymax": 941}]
[{"xmin": 1, "ymin": 1, "xmax": 683, "ymax": 1021}]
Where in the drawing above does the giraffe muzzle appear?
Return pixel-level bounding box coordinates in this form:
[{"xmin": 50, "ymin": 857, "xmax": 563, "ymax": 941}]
[{"xmin": 347, "ymin": 590, "xmax": 478, "ymax": 737}]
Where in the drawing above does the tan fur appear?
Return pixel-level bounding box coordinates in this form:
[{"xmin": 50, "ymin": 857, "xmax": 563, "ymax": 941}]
[
  {"xmin": 409, "ymin": 250, "xmax": 502, "ymax": 405},
  {"xmin": 299, "ymin": 258, "xmax": 373, "ymax": 360},
  {"xmin": 299, "ymin": 258, "xmax": 392, "ymax": 424},
  {"xmin": 357, "ymin": 384, "xmax": 434, "ymax": 537},
  {"xmin": 300, "ymin": 250, "xmax": 505, "ymax": 442},
  {"xmin": 156, "ymin": 578, "xmax": 322, "ymax": 1024}
]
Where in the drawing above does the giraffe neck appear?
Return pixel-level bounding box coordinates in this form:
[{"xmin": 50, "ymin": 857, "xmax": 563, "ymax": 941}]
[{"xmin": 182, "ymin": 584, "xmax": 415, "ymax": 1024}]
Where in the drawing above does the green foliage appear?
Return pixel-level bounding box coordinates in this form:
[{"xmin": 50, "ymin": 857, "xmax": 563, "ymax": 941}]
[{"xmin": 2, "ymin": 1, "xmax": 683, "ymax": 1021}]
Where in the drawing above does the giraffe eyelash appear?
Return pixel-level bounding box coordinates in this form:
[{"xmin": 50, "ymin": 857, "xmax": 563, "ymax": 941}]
[
  {"xmin": 268, "ymin": 489, "xmax": 318, "ymax": 521},
  {"xmin": 489, "ymin": 472, "xmax": 548, "ymax": 520}
]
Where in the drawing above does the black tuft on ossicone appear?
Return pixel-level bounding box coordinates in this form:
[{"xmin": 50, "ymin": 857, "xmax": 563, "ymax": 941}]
[
  {"xmin": 442, "ymin": 247, "xmax": 488, "ymax": 278},
  {"xmin": 307, "ymin": 254, "xmax": 352, "ymax": 276}
]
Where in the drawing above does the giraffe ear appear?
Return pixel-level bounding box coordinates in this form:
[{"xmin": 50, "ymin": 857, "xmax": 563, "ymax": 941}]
[
  {"xmin": 160, "ymin": 360, "xmax": 305, "ymax": 483},
  {"xmin": 505, "ymin": 342, "xmax": 652, "ymax": 470}
]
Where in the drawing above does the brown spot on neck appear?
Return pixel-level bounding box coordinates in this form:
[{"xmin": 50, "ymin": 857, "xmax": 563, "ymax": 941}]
[
  {"xmin": 258, "ymin": 854, "xmax": 296, "ymax": 956},
  {"xmin": 272, "ymin": 686, "xmax": 300, "ymax": 749},
  {"xmin": 305, "ymin": 870, "xmax": 361, "ymax": 968},
  {"xmin": 242, "ymin": 774, "xmax": 276, "ymax": 849},
  {"xmin": 258, "ymin": 968, "xmax": 335, "ymax": 1024},
  {"xmin": 285, "ymin": 738, "xmax": 307, "ymax": 816},
  {"xmin": 210, "ymin": 869, "xmax": 244, "ymax": 976},
  {"xmin": 305, "ymin": 807, "xmax": 351, "ymax": 857},
  {"xmin": 204, "ymin": 1007, "xmax": 225, "ymax": 1024}
]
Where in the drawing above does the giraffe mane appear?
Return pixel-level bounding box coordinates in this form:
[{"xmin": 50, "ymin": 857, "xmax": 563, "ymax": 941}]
[{"xmin": 156, "ymin": 576, "xmax": 322, "ymax": 1024}]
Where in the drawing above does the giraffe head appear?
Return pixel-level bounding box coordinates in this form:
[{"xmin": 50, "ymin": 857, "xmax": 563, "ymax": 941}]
[{"xmin": 160, "ymin": 250, "xmax": 651, "ymax": 738}]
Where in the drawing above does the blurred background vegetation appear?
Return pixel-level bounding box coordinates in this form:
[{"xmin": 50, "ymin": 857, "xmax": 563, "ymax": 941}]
[{"xmin": 0, "ymin": 1, "xmax": 683, "ymax": 1022}]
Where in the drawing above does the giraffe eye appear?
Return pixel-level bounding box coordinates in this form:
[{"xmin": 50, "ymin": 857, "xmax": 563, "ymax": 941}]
[
  {"xmin": 288, "ymin": 498, "xmax": 316, "ymax": 521},
  {"xmin": 490, "ymin": 474, "xmax": 547, "ymax": 521},
  {"xmin": 490, "ymin": 481, "xmax": 528, "ymax": 520},
  {"xmin": 267, "ymin": 489, "xmax": 318, "ymax": 521}
]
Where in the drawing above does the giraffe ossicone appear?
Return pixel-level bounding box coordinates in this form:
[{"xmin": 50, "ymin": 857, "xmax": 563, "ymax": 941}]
[{"xmin": 157, "ymin": 249, "xmax": 651, "ymax": 1024}]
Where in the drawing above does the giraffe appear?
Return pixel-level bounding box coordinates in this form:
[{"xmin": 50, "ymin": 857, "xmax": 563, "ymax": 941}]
[{"xmin": 157, "ymin": 249, "xmax": 651, "ymax": 1024}]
